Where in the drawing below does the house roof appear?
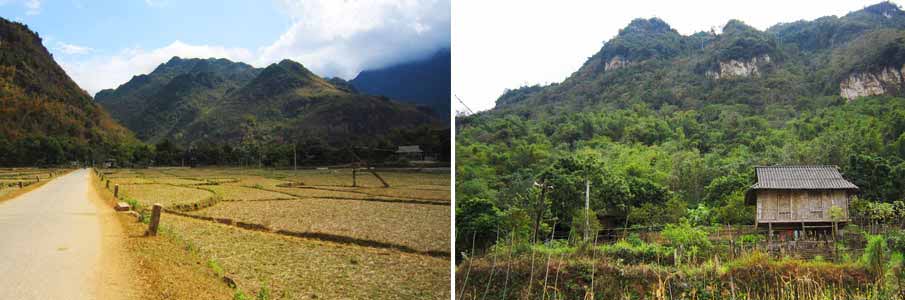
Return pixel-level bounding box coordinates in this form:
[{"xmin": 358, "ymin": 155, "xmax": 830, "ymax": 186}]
[
  {"xmin": 751, "ymin": 165, "xmax": 858, "ymax": 190},
  {"xmin": 396, "ymin": 145, "xmax": 423, "ymax": 153},
  {"xmin": 745, "ymin": 165, "xmax": 858, "ymax": 204}
]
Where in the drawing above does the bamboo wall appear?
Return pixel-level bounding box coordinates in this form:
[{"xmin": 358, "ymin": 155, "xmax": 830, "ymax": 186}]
[{"xmin": 755, "ymin": 189, "xmax": 849, "ymax": 223}]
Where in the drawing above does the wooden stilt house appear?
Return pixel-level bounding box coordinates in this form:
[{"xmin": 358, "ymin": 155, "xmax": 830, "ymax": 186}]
[{"xmin": 745, "ymin": 165, "xmax": 859, "ymax": 239}]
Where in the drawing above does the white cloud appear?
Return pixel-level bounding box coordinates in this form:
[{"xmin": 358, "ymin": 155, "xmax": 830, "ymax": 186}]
[
  {"xmin": 24, "ymin": 0, "xmax": 39, "ymax": 15},
  {"xmin": 0, "ymin": 0, "xmax": 42, "ymax": 15},
  {"xmin": 260, "ymin": 0, "xmax": 450, "ymax": 79},
  {"xmin": 55, "ymin": 42, "xmax": 93, "ymax": 55},
  {"xmin": 57, "ymin": 0, "xmax": 450, "ymax": 95},
  {"xmin": 144, "ymin": 0, "xmax": 166, "ymax": 7},
  {"xmin": 59, "ymin": 41, "xmax": 253, "ymax": 94}
]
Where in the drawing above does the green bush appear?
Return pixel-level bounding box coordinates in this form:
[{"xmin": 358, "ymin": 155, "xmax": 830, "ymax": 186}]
[
  {"xmin": 598, "ymin": 239, "xmax": 672, "ymax": 265},
  {"xmin": 862, "ymin": 235, "xmax": 889, "ymax": 280},
  {"xmin": 662, "ymin": 222, "xmax": 713, "ymax": 264},
  {"xmin": 737, "ymin": 234, "xmax": 763, "ymax": 248}
]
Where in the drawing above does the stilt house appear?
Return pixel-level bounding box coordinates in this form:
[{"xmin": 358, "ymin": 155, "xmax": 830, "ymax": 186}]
[{"xmin": 745, "ymin": 165, "xmax": 859, "ymax": 235}]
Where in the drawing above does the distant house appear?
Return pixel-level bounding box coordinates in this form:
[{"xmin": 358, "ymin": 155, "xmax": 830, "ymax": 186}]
[
  {"xmin": 746, "ymin": 165, "xmax": 858, "ymax": 237},
  {"xmin": 395, "ymin": 145, "xmax": 425, "ymax": 161}
]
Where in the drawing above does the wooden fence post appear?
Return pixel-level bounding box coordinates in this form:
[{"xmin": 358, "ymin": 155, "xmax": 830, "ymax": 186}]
[
  {"xmin": 148, "ymin": 203, "xmax": 162, "ymax": 236},
  {"xmin": 18, "ymin": 182, "xmax": 22, "ymax": 189},
  {"xmin": 114, "ymin": 184, "xmax": 119, "ymax": 198},
  {"xmin": 35, "ymin": 175, "xmax": 39, "ymax": 182},
  {"xmin": 106, "ymin": 180, "xmax": 110, "ymax": 189},
  {"xmin": 352, "ymin": 169, "xmax": 357, "ymax": 187}
]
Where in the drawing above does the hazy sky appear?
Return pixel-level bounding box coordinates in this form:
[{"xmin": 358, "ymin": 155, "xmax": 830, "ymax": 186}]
[
  {"xmin": 0, "ymin": 0, "xmax": 450, "ymax": 94},
  {"xmin": 453, "ymin": 0, "xmax": 903, "ymax": 113}
]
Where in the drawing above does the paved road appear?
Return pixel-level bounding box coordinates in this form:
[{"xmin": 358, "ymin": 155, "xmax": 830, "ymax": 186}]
[{"xmin": 0, "ymin": 169, "xmax": 104, "ymax": 299}]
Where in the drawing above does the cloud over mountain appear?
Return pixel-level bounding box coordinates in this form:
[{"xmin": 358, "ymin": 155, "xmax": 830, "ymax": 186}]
[
  {"xmin": 53, "ymin": 0, "xmax": 450, "ymax": 95},
  {"xmin": 59, "ymin": 41, "xmax": 253, "ymax": 94},
  {"xmin": 260, "ymin": 0, "xmax": 451, "ymax": 79}
]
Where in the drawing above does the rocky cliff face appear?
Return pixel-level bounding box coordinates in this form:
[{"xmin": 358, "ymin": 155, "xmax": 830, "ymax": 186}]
[
  {"xmin": 604, "ymin": 56, "xmax": 632, "ymax": 71},
  {"xmin": 839, "ymin": 66, "xmax": 905, "ymax": 100},
  {"xmin": 706, "ymin": 55, "xmax": 771, "ymax": 79}
]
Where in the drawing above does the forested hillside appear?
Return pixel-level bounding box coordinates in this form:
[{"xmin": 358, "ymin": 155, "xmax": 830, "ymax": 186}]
[
  {"xmin": 96, "ymin": 57, "xmax": 448, "ymax": 166},
  {"xmin": 456, "ymin": 2, "xmax": 905, "ymax": 252},
  {"xmin": 0, "ymin": 18, "xmax": 136, "ymax": 166}
]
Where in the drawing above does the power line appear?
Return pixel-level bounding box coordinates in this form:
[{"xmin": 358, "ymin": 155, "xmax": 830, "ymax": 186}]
[{"xmin": 455, "ymin": 94, "xmax": 475, "ymax": 116}]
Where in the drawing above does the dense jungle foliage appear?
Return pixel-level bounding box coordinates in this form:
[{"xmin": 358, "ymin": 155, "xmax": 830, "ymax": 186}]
[
  {"xmin": 456, "ymin": 2, "xmax": 905, "ymax": 256},
  {"xmin": 457, "ymin": 5, "xmax": 905, "ymax": 298}
]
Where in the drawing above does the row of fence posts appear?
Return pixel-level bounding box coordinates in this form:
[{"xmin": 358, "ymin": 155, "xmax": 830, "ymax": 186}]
[
  {"xmin": 0, "ymin": 181, "xmax": 25, "ymax": 190},
  {"xmin": 0, "ymin": 171, "xmax": 55, "ymax": 190},
  {"xmin": 97, "ymin": 168, "xmax": 161, "ymax": 236}
]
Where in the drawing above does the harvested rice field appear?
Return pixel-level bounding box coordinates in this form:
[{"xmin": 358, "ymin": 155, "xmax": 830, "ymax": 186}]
[
  {"xmin": 193, "ymin": 198, "xmax": 450, "ymax": 252},
  {"xmin": 163, "ymin": 214, "xmax": 450, "ymax": 299},
  {"xmin": 118, "ymin": 184, "xmax": 214, "ymax": 208},
  {"xmin": 150, "ymin": 178, "xmax": 208, "ymax": 185},
  {"xmin": 97, "ymin": 167, "xmax": 450, "ymax": 299},
  {"xmin": 204, "ymin": 185, "xmax": 296, "ymax": 201}
]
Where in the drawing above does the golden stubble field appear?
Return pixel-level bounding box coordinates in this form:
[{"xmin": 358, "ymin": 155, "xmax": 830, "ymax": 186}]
[
  {"xmin": 0, "ymin": 168, "xmax": 62, "ymax": 198},
  {"xmin": 99, "ymin": 167, "xmax": 451, "ymax": 299}
]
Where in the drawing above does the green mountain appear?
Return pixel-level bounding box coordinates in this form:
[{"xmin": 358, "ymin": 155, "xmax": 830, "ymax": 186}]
[
  {"xmin": 96, "ymin": 57, "xmax": 443, "ymax": 148},
  {"xmin": 457, "ymin": 2, "xmax": 905, "ymax": 251},
  {"xmin": 0, "ymin": 18, "xmax": 135, "ymax": 166},
  {"xmin": 95, "ymin": 57, "xmax": 260, "ymax": 142},
  {"xmin": 490, "ymin": 2, "xmax": 905, "ymax": 114}
]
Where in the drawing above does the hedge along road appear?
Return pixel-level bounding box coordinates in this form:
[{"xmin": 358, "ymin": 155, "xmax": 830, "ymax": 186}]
[{"xmin": 0, "ymin": 168, "xmax": 137, "ymax": 299}]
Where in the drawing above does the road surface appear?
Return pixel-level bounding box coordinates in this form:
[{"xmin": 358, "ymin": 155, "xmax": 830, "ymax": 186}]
[{"xmin": 0, "ymin": 169, "xmax": 132, "ymax": 299}]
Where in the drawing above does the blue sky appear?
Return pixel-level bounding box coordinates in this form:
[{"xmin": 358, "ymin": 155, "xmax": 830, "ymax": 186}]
[{"xmin": 0, "ymin": 0, "xmax": 450, "ymax": 94}]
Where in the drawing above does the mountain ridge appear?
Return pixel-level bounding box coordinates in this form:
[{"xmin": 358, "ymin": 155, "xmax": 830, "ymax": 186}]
[
  {"xmin": 486, "ymin": 2, "xmax": 905, "ymax": 114},
  {"xmin": 95, "ymin": 55, "xmax": 444, "ymax": 148}
]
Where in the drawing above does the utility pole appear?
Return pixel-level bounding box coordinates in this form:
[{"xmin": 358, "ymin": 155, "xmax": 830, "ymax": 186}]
[
  {"xmin": 532, "ymin": 179, "xmax": 550, "ymax": 244},
  {"xmin": 585, "ymin": 176, "xmax": 590, "ymax": 241}
]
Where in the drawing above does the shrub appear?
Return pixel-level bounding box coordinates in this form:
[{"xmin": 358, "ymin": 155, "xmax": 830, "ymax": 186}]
[
  {"xmin": 598, "ymin": 239, "xmax": 671, "ymax": 265},
  {"xmin": 662, "ymin": 222, "xmax": 712, "ymax": 264},
  {"xmin": 569, "ymin": 209, "xmax": 601, "ymax": 243},
  {"xmin": 887, "ymin": 229, "xmax": 905, "ymax": 253},
  {"xmin": 737, "ymin": 234, "xmax": 763, "ymax": 248},
  {"xmin": 862, "ymin": 235, "xmax": 889, "ymax": 280}
]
